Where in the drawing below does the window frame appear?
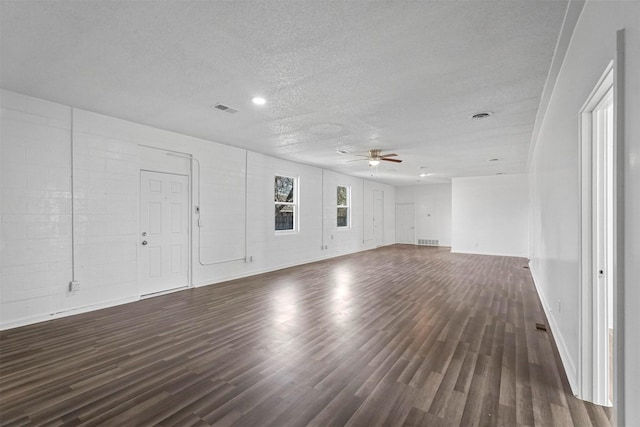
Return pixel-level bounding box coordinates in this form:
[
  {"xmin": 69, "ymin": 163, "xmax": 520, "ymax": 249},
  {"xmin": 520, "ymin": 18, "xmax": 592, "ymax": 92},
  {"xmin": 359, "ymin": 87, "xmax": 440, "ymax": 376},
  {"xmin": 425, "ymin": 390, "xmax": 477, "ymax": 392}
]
[
  {"xmin": 336, "ymin": 185, "xmax": 350, "ymax": 229},
  {"xmin": 274, "ymin": 174, "xmax": 298, "ymax": 234}
]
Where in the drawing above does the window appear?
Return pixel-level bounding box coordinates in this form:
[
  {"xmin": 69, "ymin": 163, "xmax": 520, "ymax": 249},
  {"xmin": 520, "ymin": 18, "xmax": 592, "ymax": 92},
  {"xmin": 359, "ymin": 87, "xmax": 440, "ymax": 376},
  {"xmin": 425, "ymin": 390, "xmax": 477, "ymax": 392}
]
[
  {"xmin": 337, "ymin": 185, "xmax": 349, "ymax": 228},
  {"xmin": 275, "ymin": 175, "xmax": 296, "ymax": 231}
]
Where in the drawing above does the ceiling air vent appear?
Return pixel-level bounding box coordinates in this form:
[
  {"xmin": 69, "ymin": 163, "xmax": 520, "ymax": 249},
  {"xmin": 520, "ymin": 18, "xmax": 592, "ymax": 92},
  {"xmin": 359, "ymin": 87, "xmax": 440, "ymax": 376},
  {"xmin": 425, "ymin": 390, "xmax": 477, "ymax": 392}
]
[
  {"xmin": 471, "ymin": 111, "xmax": 493, "ymax": 120},
  {"xmin": 212, "ymin": 103, "xmax": 239, "ymax": 114}
]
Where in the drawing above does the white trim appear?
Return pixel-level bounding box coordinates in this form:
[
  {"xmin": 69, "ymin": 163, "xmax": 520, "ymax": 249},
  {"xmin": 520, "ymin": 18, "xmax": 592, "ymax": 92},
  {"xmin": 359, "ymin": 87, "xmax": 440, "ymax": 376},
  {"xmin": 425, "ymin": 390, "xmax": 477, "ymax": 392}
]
[
  {"xmin": 0, "ymin": 243, "xmax": 399, "ymax": 331},
  {"xmin": 191, "ymin": 243, "xmax": 396, "ymax": 288},
  {"xmin": 140, "ymin": 285, "xmax": 189, "ymax": 299},
  {"xmin": 0, "ymin": 296, "xmax": 139, "ymax": 331},
  {"xmin": 612, "ymin": 29, "xmax": 625, "ymax": 426},
  {"xmin": 578, "ymin": 61, "xmax": 614, "ymax": 406},
  {"xmin": 529, "ymin": 263, "xmax": 579, "ymax": 394}
]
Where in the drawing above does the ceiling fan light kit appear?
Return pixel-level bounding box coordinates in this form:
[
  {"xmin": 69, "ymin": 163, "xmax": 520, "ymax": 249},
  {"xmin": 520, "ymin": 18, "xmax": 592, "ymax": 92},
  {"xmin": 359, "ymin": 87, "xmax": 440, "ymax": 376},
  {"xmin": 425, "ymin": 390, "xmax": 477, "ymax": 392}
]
[{"xmin": 353, "ymin": 149, "xmax": 404, "ymax": 167}]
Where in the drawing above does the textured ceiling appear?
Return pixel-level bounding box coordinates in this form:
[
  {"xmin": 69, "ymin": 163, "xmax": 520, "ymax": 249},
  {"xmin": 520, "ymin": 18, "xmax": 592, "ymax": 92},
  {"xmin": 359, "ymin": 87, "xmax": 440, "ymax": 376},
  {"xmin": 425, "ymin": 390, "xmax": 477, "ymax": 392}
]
[{"xmin": 0, "ymin": 1, "xmax": 568, "ymax": 185}]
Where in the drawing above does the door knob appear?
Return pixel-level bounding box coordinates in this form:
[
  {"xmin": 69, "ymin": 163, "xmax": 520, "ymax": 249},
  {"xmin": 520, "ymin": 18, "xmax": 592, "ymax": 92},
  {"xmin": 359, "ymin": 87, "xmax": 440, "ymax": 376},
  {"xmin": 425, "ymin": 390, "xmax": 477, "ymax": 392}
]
[{"xmin": 142, "ymin": 240, "xmax": 148, "ymax": 246}]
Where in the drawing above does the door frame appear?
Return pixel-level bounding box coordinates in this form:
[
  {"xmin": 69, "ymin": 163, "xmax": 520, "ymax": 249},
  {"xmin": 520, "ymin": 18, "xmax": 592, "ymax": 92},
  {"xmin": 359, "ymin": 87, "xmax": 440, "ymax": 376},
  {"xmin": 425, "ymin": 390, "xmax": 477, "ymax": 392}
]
[
  {"xmin": 138, "ymin": 167, "xmax": 193, "ymax": 297},
  {"xmin": 373, "ymin": 190, "xmax": 384, "ymax": 247},
  {"xmin": 612, "ymin": 29, "xmax": 625, "ymax": 426},
  {"xmin": 578, "ymin": 60, "xmax": 617, "ymax": 407},
  {"xmin": 395, "ymin": 203, "xmax": 415, "ymax": 244}
]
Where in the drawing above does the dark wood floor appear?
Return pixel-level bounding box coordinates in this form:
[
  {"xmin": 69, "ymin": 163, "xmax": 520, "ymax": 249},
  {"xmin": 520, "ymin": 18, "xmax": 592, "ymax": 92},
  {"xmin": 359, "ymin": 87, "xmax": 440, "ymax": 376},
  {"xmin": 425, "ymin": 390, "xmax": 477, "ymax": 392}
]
[{"xmin": 0, "ymin": 245, "xmax": 611, "ymax": 426}]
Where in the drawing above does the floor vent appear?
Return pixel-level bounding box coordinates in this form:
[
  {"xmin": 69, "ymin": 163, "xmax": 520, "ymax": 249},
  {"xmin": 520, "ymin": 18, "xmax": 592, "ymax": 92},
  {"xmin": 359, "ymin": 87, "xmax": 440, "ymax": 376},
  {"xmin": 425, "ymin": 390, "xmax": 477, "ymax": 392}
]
[
  {"xmin": 535, "ymin": 323, "xmax": 547, "ymax": 332},
  {"xmin": 417, "ymin": 239, "xmax": 439, "ymax": 246}
]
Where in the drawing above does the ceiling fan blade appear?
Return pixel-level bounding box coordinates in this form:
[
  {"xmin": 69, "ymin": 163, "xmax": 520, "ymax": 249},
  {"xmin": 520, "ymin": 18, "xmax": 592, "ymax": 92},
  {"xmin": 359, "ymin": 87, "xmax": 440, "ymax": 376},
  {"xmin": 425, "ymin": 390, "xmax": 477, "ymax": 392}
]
[
  {"xmin": 380, "ymin": 153, "xmax": 398, "ymax": 158},
  {"xmin": 346, "ymin": 158, "xmax": 368, "ymax": 162},
  {"xmin": 381, "ymin": 158, "xmax": 403, "ymax": 163}
]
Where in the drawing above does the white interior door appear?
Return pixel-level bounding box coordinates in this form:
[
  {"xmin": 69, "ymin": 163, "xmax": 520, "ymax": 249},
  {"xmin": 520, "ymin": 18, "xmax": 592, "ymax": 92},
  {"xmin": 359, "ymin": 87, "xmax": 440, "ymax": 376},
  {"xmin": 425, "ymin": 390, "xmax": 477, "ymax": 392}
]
[
  {"xmin": 373, "ymin": 190, "xmax": 384, "ymax": 247},
  {"xmin": 396, "ymin": 204, "xmax": 415, "ymax": 244},
  {"xmin": 139, "ymin": 171, "xmax": 189, "ymax": 295}
]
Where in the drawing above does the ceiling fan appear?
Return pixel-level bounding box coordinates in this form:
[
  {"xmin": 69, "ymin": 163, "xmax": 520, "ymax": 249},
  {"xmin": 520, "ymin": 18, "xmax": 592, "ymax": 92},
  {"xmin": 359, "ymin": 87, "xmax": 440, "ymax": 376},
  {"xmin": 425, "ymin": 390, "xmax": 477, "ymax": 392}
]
[{"xmin": 349, "ymin": 149, "xmax": 403, "ymax": 166}]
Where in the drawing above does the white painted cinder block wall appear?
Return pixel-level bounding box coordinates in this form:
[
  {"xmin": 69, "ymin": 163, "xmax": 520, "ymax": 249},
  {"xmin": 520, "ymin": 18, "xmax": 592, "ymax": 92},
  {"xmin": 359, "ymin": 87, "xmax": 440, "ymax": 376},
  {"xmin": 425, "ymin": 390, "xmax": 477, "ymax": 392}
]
[
  {"xmin": 451, "ymin": 174, "xmax": 529, "ymax": 257},
  {"xmin": 0, "ymin": 89, "xmax": 396, "ymax": 330},
  {"xmin": 528, "ymin": 2, "xmax": 640, "ymax": 424},
  {"xmin": 395, "ymin": 184, "xmax": 452, "ymax": 247},
  {"xmin": 1, "ymin": 92, "xmax": 74, "ymax": 321}
]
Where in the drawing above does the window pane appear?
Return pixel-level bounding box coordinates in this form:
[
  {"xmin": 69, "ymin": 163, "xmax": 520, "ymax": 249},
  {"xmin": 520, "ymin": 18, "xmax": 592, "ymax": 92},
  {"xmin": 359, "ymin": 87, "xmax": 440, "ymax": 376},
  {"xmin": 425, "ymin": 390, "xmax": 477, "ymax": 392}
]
[
  {"xmin": 275, "ymin": 204, "xmax": 295, "ymax": 230},
  {"xmin": 337, "ymin": 186, "xmax": 347, "ymax": 206},
  {"xmin": 337, "ymin": 207, "xmax": 348, "ymax": 227},
  {"xmin": 275, "ymin": 176, "xmax": 294, "ymax": 202}
]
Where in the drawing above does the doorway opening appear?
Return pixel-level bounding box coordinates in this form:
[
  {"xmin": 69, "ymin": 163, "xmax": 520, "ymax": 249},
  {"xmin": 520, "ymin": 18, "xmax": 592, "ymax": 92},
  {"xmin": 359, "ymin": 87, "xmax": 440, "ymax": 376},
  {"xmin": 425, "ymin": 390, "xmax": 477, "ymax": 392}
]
[{"xmin": 579, "ymin": 62, "xmax": 614, "ymax": 407}]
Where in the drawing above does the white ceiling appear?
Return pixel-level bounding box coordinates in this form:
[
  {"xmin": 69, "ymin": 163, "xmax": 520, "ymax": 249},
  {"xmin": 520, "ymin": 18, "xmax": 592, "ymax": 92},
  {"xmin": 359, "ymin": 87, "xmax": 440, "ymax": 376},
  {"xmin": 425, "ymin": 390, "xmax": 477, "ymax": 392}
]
[{"xmin": 0, "ymin": 1, "xmax": 568, "ymax": 185}]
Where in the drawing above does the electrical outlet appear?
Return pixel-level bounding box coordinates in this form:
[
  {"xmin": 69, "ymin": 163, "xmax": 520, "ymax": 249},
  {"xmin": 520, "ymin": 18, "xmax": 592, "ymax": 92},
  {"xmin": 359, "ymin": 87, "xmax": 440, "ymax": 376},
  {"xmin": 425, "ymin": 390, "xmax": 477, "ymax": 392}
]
[{"xmin": 69, "ymin": 281, "xmax": 80, "ymax": 292}]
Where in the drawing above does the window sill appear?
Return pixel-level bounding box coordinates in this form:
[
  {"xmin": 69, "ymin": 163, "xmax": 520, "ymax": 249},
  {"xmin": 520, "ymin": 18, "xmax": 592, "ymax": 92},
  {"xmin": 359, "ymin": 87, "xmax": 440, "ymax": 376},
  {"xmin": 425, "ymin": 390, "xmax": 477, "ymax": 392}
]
[{"xmin": 275, "ymin": 230, "xmax": 299, "ymax": 236}]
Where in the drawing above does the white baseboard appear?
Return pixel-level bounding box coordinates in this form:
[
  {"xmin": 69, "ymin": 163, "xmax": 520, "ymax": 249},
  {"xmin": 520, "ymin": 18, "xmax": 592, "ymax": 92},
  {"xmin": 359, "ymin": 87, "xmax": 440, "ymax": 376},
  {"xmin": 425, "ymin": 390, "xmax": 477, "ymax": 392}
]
[
  {"xmin": 450, "ymin": 248, "xmax": 529, "ymax": 258},
  {"xmin": 1, "ymin": 244, "xmax": 393, "ymax": 330},
  {"xmin": 192, "ymin": 244, "xmax": 387, "ymax": 288},
  {"xmin": 529, "ymin": 263, "xmax": 579, "ymax": 395},
  {"xmin": 0, "ymin": 296, "xmax": 139, "ymax": 331}
]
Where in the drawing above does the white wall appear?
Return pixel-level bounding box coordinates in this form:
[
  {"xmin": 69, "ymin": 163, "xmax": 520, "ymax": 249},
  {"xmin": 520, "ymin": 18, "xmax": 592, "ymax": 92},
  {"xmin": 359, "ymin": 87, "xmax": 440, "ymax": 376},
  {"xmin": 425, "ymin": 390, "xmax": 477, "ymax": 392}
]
[
  {"xmin": 451, "ymin": 174, "xmax": 529, "ymax": 257},
  {"xmin": 395, "ymin": 184, "xmax": 452, "ymax": 246},
  {"xmin": 528, "ymin": 2, "xmax": 640, "ymax": 424},
  {"xmin": 1, "ymin": 93, "xmax": 75, "ymax": 321},
  {"xmin": 0, "ymin": 89, "xmax": 396, "ymax": 329}
]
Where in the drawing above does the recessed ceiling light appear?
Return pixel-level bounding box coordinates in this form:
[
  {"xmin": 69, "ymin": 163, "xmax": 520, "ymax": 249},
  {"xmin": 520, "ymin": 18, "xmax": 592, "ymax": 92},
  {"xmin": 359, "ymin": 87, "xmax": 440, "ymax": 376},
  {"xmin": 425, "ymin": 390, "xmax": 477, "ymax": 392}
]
[
  {"xmin": 489, "ymin": 158, "xmax": 499, "ymax": 162},
  {"xmin": 471, "ymin": 111, "xmax": 493, "ymax": 120},
  {"xmin": 496, "ymin": 172, "xmax": 504, "ymax": 175},
  {"xmin": 419, "ymin": 173, "xmax": 427, "ymax": 177},
  {"xmin": 252, "ymin": 96, "xmax": 266, "ymax": 105},
  {"xmin": 337, "ymin": 149, "xmax": 350, "ymax": 155}
]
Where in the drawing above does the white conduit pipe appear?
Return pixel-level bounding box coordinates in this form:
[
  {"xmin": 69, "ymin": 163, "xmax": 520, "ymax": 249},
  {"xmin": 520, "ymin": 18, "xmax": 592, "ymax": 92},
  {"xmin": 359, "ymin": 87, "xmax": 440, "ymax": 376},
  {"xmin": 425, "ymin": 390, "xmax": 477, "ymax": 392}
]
[{"xmin": 166, "ymin": 151, "xmax": 247, "ymax": 266}]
